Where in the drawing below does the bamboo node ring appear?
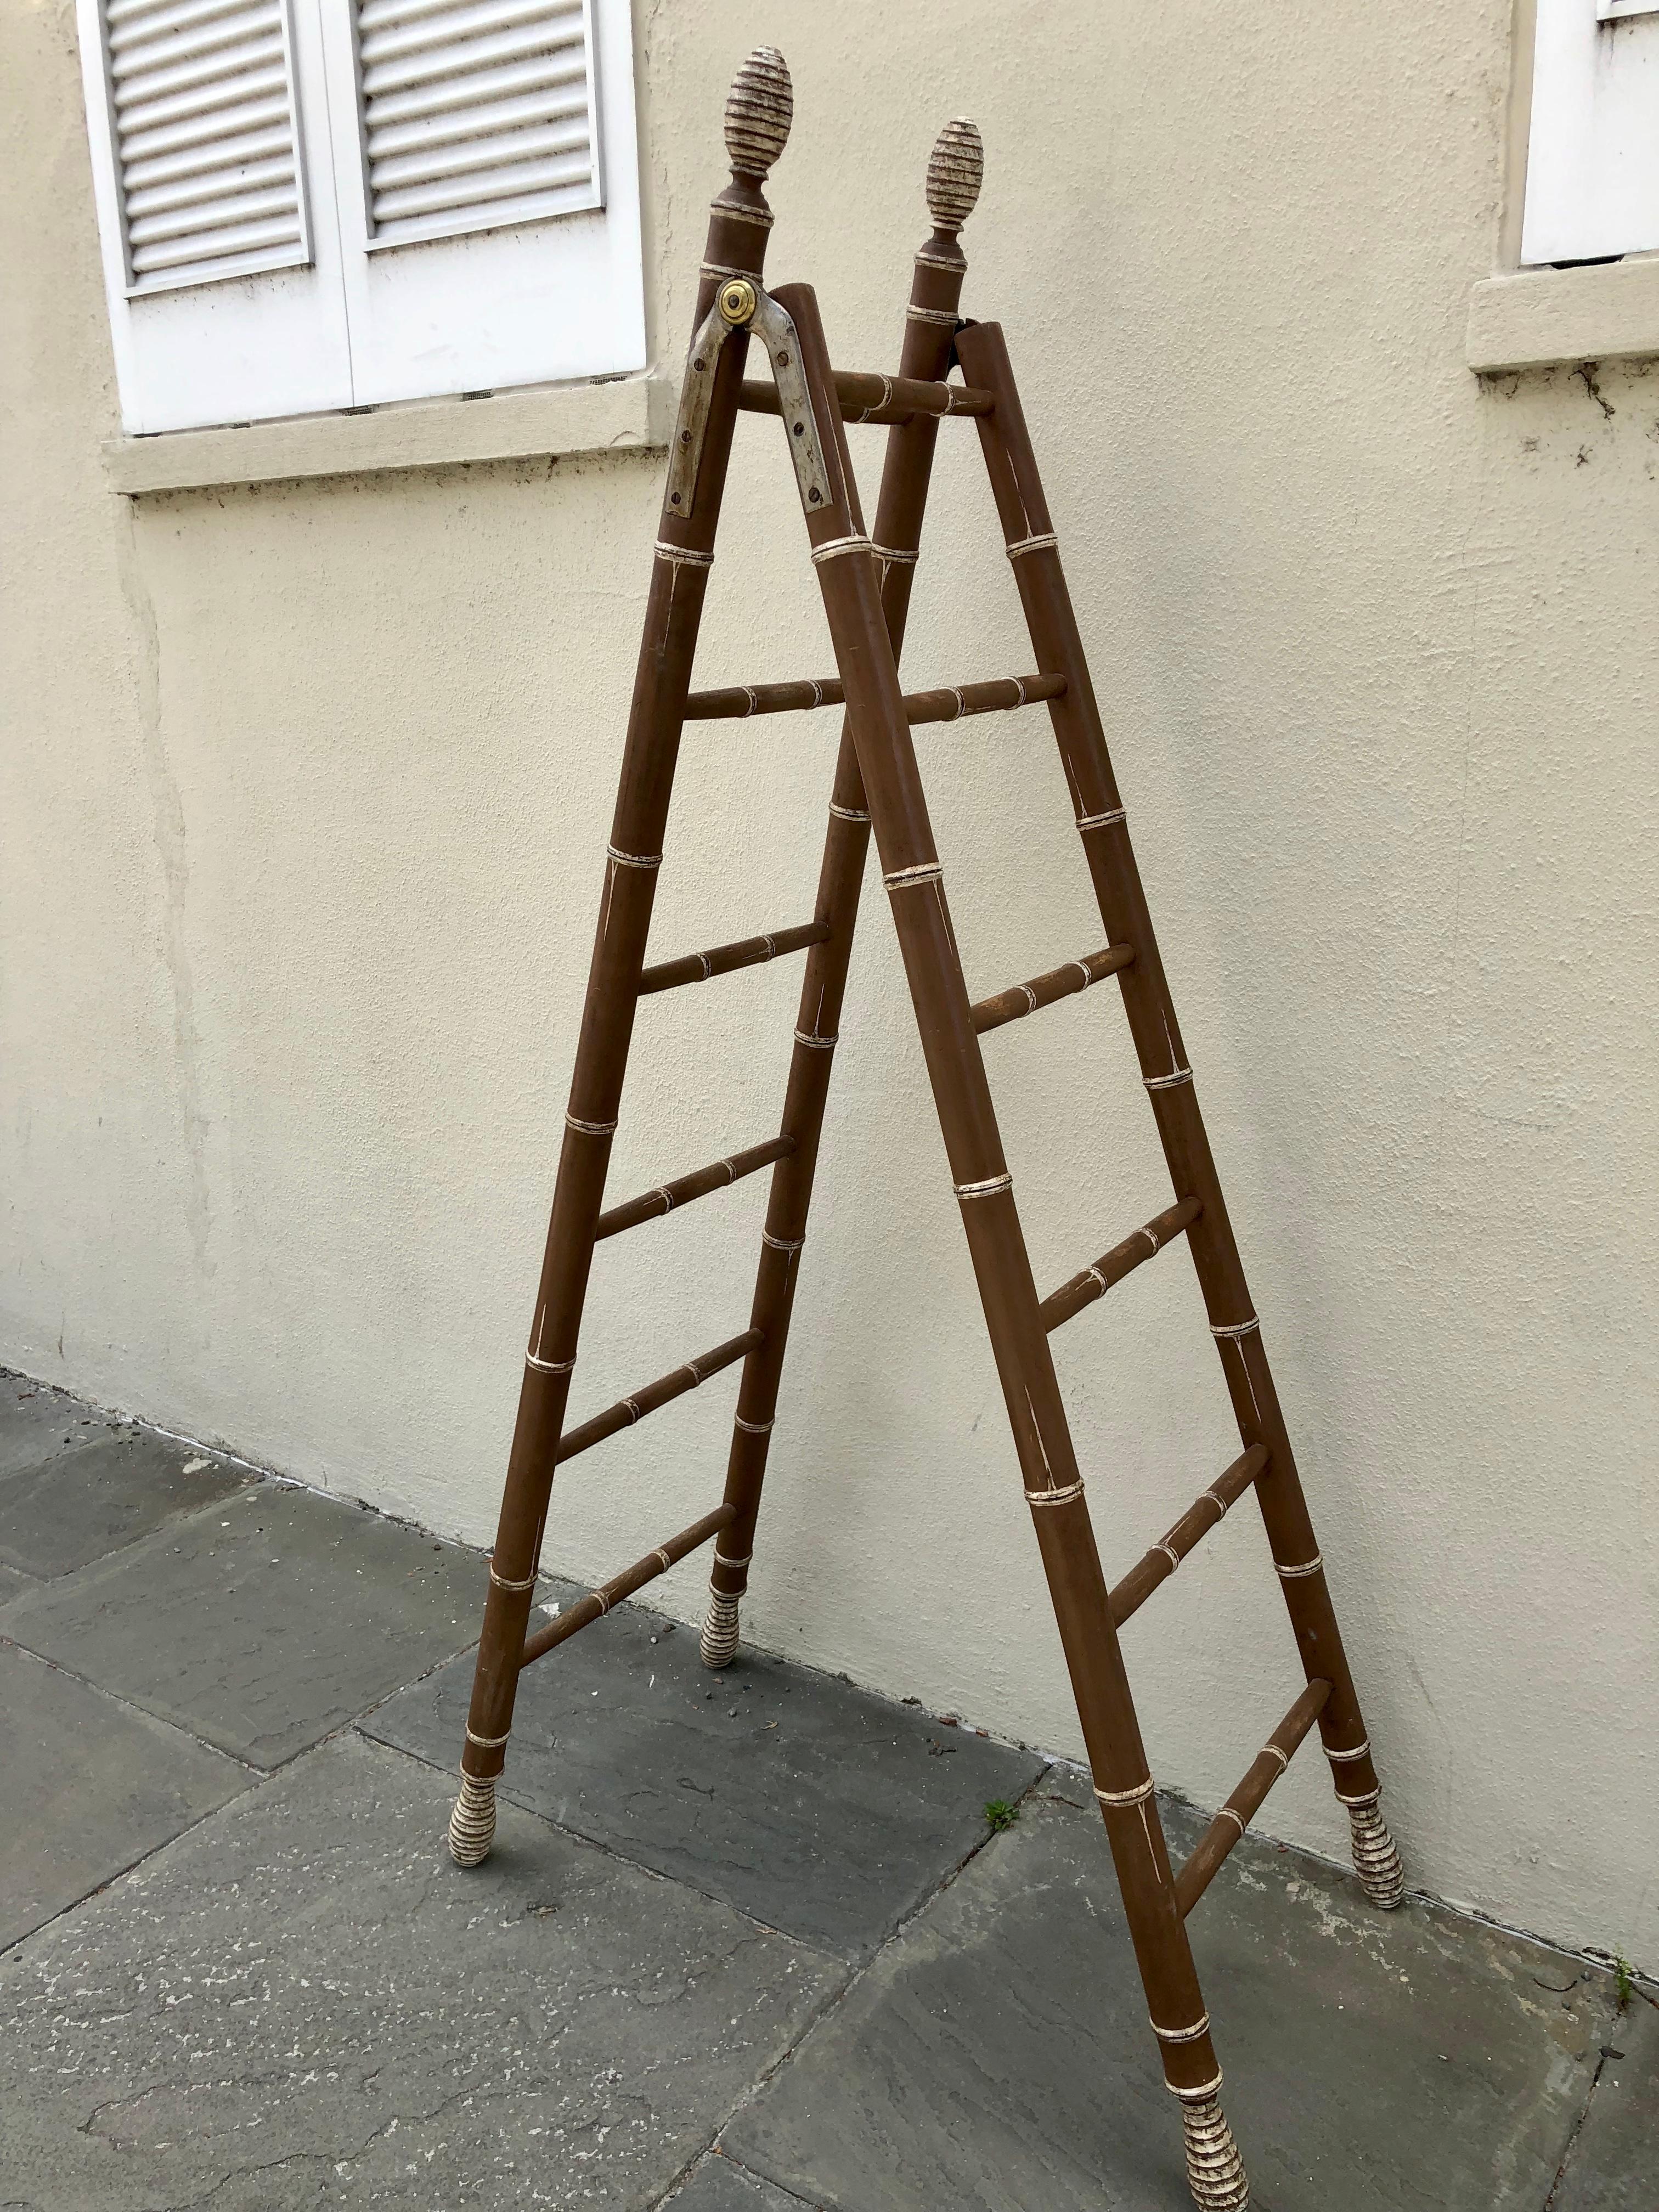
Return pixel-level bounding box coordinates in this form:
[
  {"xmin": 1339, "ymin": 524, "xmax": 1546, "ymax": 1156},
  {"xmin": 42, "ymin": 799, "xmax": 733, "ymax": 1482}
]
[
  {"xmin": 487, "ymin": 1568, "xmax": 536, "ymax": 1593},
  {"xmin": 607, "ymin": 845, "xmax": 662, "ymax": 870},
  {"xmin": 1077, "ymin": 807, "xmax": 1126, "ymax": 831},
  {"xmin": 465, "ymin": 1727, "xmax": 512, "ymax": 1749},
  {"xmin": 829, "ymin": 802, "xmax": 870, "ymax": 822},
  {"xmin": 1026, "ymin": 1478, "xmax": 1085, "ymax": 1506},
  {"xmin": 566, "ymin": 1113, "xmax": 617, "ymax": 1136},
  {"xmin": 761, "ymin": 1228, "xmax": 804, "ymax": 1252},
  {"xmin": 872, "ymin": 544, "xmax": 919, "ymax": 564},
  {"xmin": 1150, "ymin": 2013, "xmax": 1212, "ymax": 2043},
  {"xmin": 794, "ymin": 1028, "xmax": 837, "ymax": 1049},
  {"xmin": 654, "ymin": 540, "xmax": 714, "ymax": 567},
  {"xmin": 733, "ymin": 1413, "xmax": 774, "ymax": 1434},
  {"xmin": 1006, "ymin": 531, "xmax": 1058, "ymax": 560},
  {"xmin": 907, "ymin": 303, "xmax": 960, "ymax": 325},
  {"xmin": 525, "ymin": 1350, "xmax": 575, "ymax": 1374},
  {"xmin": 884, "ymin": 861, "xmax": 943, "ymax": 889},
  {"xmin": 1096, "ymin": 1776, "xmax": 1155, "ymax": 1806},
  {"xmin": 1276, "ymin": 1554, "xmax": 1324, "ymax": 1579},
  {"xmin": 1325, "ymin": 1738, "xmax": 1372, "ymax": 1762},
  {"xmin": 1170, "ymin": 2072, "xmax": 1226, "ymax": 2102},
  {"xmin": 1144, "ymin": 1066, "xmax": 1193, "ymax": 1091},
  {"xmin": 1210, "ymin": 1316, "xmax": 1260, "ymax": 1339},
  {"xmin": 954, "ymin": 1171, "xmax": 1012, "ymax": 1199},
  {"xmin": 1217, "ymin": 1807, "xmax": 1247, "ymax": 1833},
  {"xmin": 810, "ymin": 534, "xmax": 871, "ymax": 566}
]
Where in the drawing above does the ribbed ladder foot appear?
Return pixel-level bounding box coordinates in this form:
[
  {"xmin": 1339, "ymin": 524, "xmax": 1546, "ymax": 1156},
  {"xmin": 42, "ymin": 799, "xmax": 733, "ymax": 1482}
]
[
  {"xmin": 701, "ymin": 1586, "xmax": 741, "ymax": 1670},
  {"xmin": 1180, "ymin": 2092, "xmax": 1249, "ymax": 2210},
  {"xmin": 1347, "ymin": 1790, "xmax": 1406, "ymax": 1909},
  {"xmin": 448, "ymin": 1773, "xmax": 496, "ymax": 1866}
]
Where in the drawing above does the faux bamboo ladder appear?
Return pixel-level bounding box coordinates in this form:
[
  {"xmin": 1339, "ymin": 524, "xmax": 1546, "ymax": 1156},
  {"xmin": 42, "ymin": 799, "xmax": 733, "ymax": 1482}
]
[{"xmin": 449, "ymin": 49, "xmax": 1405, "ymax": 2212}]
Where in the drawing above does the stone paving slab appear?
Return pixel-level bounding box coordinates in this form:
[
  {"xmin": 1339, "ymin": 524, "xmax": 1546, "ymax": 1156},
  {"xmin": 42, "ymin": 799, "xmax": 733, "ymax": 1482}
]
[
  {"xmin": 0, "ymin": 1559, "xmax": 36, "ymax": 1601},
  {"xmin": 0, "ymin": 1732, "xmax": 844, "ymax": 2212},
  {"xmin": 0, "ymin": 1640, "xmax": 250, "ymax": 1949},
  {"xmin": 723, "ymin": 1782, "xmax": 1618, "ymax": 2211},
  {"xmin": 663, "ymin": 2153, "xmax": 816, "ymax": 2210},
  {"xmin": 0, "ymin": 1373, "xmax": 116, "ymax": 1478},
  {"xmin": 0, "ymin": 1427, "xmax": 249, "ymax": 1577},
  {"xmin": 1553, "ymin": 1991, "xmax": 1659, "ymax": 2209},
  {"xmin": 0, "ymin": 1481, "xmax": 481, "ymax": 1767},
  {"xmin": 364, "ymin": 1585, "xmax": 1045, "ymax": 1960}
]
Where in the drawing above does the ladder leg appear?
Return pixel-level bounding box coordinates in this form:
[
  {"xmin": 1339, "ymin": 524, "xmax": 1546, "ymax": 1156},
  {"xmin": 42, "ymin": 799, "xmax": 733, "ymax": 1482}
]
[
  {"xmin": 702, "ymin": 165, "xmax": 973, "ymax": 1669},
  {"xmin": 781, "ymin": 281, "xmax": 1248, "ymax": 2211},
  {"xmin": 447, "ymin": 114, "xmax": 778, "ymax": 1865},
  {"xmin": 958, "ymin": 317, "xmax": 1404, "ymax": 1916}
]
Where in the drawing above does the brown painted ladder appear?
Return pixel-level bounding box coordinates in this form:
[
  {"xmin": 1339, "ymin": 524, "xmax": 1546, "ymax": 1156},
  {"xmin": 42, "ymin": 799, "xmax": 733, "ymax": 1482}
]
[{"xmin": 448, "ymin": 49, "xmax": 1404, "ymax": 2212}]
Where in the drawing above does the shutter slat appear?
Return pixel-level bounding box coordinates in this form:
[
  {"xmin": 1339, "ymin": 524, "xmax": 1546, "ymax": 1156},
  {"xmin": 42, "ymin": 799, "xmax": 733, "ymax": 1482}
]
[
  {"xmin": 365, "ymin": 80, "xmax": 584, "ymax": 157},
  {"xmin": 353, "ymin": 0, "xmax": 599, "ymax": 244},
  {"xmin": 358, "ymin": 0, "xmax": 580, "ymax": 66},
  {"xmin": 369, "ymin": 114, "xmax": 585, "ymax": 190},
  {"xmin": 370, "ymin": 146, "xmax": 589, "ymax": 222},
  {"xmin": 125, "ymin": 152, "xmax": 294, "ymax": 216},
  {"xmin": 99, "ymin": 0, "xmax": 306, "ymax": 290},
  {"xmin": 131, "ymin": 208, "xmax": 302, "ymax": 272},
  {"xmin": 122, "ymin": 119, "xmax": 293, "ymax": 188},
  {"xmin": 363, "ymin": 49, "xmax": 582, "ymax": 128}
]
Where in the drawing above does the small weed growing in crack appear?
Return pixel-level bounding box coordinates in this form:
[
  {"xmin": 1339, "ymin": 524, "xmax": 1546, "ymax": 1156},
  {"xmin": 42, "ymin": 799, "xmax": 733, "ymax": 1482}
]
[
  {"xmin": 984, "ymin": 1799, "xmax": 1020, "ymax": 1833},
  {"xmin": 1615, "ymin": 1954, "xmax": 1634, "ymax": 2011}
]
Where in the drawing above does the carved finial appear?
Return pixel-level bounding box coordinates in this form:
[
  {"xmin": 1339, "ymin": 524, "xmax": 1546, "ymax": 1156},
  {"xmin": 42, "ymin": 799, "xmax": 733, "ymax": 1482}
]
[
  {"xmin": 927, "ymin": 117, "xmax": 983, "ymax": 232},
  {"xmin": 724, "ymin": 47, "xmax": 793, "ymax": 183}
]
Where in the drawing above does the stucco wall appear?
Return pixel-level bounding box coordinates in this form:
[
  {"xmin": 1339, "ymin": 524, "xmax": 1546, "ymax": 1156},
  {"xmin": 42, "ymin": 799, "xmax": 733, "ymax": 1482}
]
[{"xmin": 4, "ymin": 0, "xmax": 1655, "ymax": 1967}]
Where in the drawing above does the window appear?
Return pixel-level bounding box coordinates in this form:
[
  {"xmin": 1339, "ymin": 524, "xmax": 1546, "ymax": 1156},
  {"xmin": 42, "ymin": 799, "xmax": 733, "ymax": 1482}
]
[
  {"xmin": 1522, "ymin": 0, "xmax": 1659, "ymax": 263},
  {"xmin": 77, "ymin": 0, "xmax": 644, "ymax": 433}
]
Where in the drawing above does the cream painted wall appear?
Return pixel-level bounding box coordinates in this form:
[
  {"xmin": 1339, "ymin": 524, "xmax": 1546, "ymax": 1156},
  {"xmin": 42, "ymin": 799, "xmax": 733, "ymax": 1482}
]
[{"xmin": 3, "ymin": 0, "xmax": 1655, "ymax": 1967}]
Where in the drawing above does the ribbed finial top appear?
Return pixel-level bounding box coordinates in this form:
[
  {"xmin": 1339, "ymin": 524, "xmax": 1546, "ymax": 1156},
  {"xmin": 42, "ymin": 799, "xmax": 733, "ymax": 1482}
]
[
  {"xmin": 724, "ymin": 47, "xmax": 793, "ymax": 181},
  {"xmin": 926, "ymin": 117, "xmax": 983, "ymax": 232}
]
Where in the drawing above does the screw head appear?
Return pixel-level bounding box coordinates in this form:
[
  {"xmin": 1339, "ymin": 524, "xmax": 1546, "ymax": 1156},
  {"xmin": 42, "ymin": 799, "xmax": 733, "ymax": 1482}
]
[{"xmin": 718, "ymin": 278, "xmax": 757, "ymax": 326}]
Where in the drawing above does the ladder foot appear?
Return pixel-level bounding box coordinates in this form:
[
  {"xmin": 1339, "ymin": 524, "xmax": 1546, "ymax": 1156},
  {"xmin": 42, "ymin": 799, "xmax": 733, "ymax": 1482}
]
[
  {"xmin": 448, "ymin": 1773, "xmax": 497, "ymax": 1866},
  {"xmin": 1347, "ymin": 1791, "xmax": 1406, "ymax": 1910},
  {"xmin": 701, "ymin": 1585, "xmax": 742, "ymax": 1669},
  {"xmin": 1179, "ymin": 2090, "xmax": 1250, "ymax": 2210}
]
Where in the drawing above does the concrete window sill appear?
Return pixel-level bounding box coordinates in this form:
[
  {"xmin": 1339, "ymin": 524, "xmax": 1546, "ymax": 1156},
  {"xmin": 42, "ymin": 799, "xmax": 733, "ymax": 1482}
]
[
  {"xmin": 1466, "ymin": 253, "xmax": 1659, "ymax": 375},
  {"xmin": 103, "ymin": 373, "xmax": 676, "ymax": 495}
]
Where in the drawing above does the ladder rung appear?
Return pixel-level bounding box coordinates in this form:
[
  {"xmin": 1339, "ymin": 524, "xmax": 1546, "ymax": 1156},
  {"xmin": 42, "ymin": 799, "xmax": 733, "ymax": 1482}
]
[
  {"xmin": 684, "ymin": 672, "xmax": 1064, "ymax": 725},
  {"xmin": 684, "ymin": 679, "xmax": 846, "ymax": 721},
  {"xmin": 554, "ymin": 1329, "xmax": 761, "ymax": 1466},
  {"xmin": 596, "ymin": 1136, "xmax": 795, "ymax": 1240},
  {"xmin": 1040, "ymin": 1197, "xmax": 1203, "ymax": 1333},
  {"xmin": 973, "ymin": 944, "xmax": 1133, "ymax": 1035},
  {"xmin": 1174, "ymin": 1679, "xmax": 1332, "ymax": 1917},
  {"xmin": 520, "ymin": 1503, "xmax": 736, "ymax": 1667},
  {"xmin": 639, "ymin": 921, "xmax": 830, "ymax": 993},
  {"xmin": 1108, "ymin": 1444, "xmax": 1270, "ymax": 1627},
  {"xmin": 904, "ymin": 673, "xmax": 1066, "ymax": 724},
  {"xmin": 738, "ymin": 369, "xmax": 994, "ymax": 425}
]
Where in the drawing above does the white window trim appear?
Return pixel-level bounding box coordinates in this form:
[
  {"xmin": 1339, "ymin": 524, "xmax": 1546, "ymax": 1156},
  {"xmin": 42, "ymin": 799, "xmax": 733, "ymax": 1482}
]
[{"xmin": 1466, "ymin": 0, "xmax": 1659, "ymax": 371}]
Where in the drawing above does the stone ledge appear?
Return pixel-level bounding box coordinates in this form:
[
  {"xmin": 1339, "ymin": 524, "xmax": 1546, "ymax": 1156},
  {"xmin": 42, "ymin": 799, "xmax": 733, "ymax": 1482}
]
[
  {"xmin": 104, "ymin": 371, "xmax": 676, "ymax": 494},
  {"xmin": 1466, "ymin": 255, "xmax": 1659, "ymax": 375}
]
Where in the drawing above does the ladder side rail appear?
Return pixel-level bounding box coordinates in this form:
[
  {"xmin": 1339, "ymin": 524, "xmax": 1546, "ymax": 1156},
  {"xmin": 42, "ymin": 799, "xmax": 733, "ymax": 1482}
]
[
  {"xmin": 781, "ymin": 278, "xmax": 1229, "ymax": 2120},
  {"xmin": 449, "ymin": 123, "xmax": 781, "ymax": 1858},
  {"xmin": 956, "ymin": 318, "xmax": 1402, "ymax": 1908},
  {"xmin": 700, "ymin": 182, "xmax": 973, "ymax": 1669}
]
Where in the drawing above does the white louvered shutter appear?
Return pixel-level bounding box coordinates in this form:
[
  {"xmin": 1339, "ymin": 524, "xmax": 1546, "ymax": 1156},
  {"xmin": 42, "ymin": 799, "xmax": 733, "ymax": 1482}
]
[
  {"xmin": 97, "ymin": 0, "xmax": 310, "ymax": 293},
  {"xmin": 353, "ymin": 0, "xmax": 602, "ymax": 250}
]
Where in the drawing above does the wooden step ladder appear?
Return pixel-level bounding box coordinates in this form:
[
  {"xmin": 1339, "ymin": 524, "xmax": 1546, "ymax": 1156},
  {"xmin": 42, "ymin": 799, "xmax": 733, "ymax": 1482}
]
[{"xmin": 447, "ymin": 49, "xmax": 1404, "ymax": 2212}]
